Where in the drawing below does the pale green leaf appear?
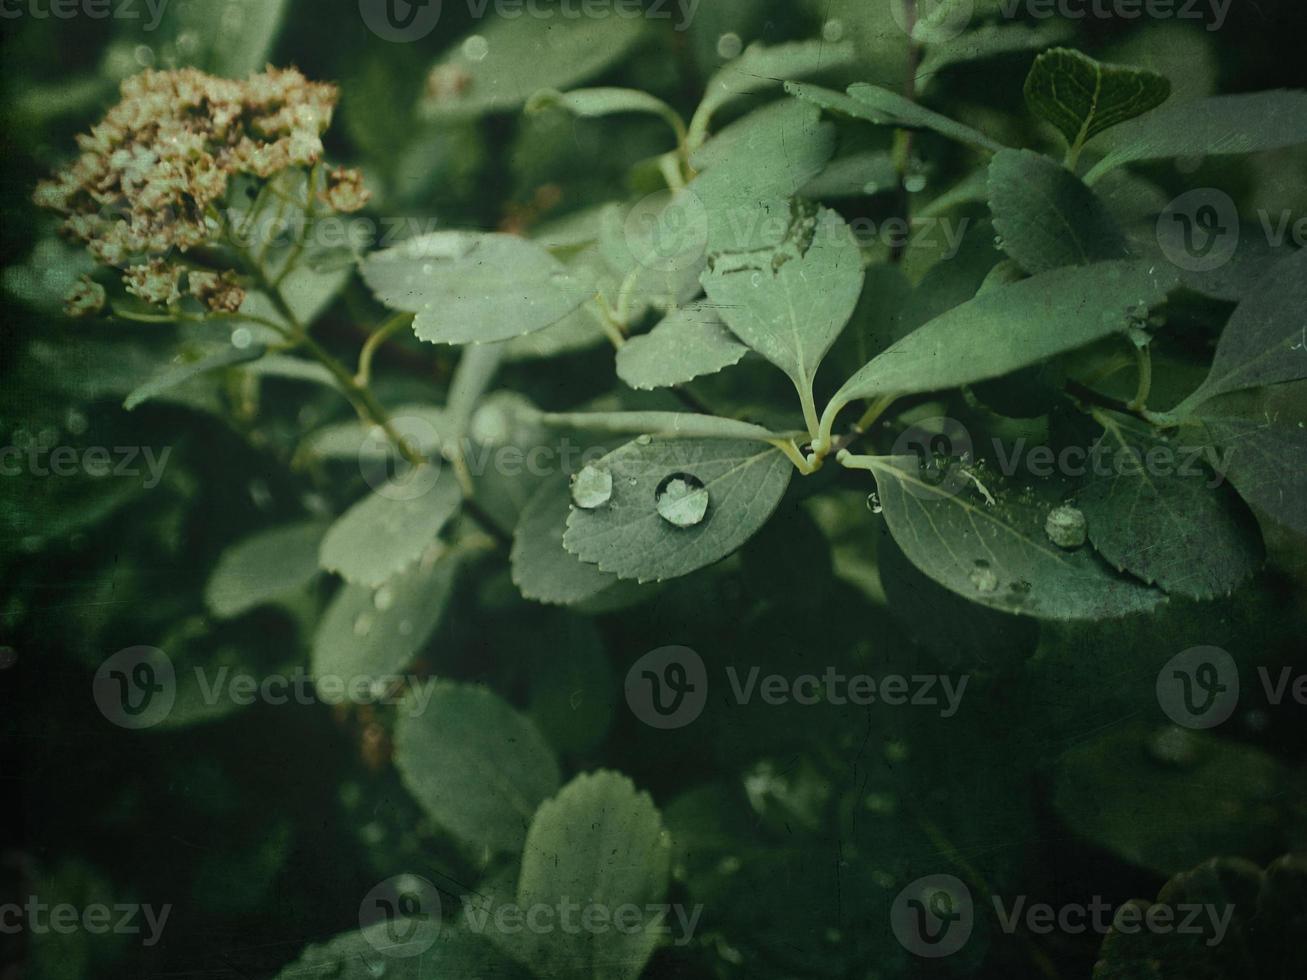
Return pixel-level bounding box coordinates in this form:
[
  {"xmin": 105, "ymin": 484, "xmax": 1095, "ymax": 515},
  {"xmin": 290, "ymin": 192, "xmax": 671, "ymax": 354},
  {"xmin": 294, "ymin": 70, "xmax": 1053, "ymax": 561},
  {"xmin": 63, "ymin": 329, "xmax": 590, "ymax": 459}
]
[
  {"xmin": 988, "ymin": 148, "xmax": 1129, "ymax": 274},
  {"xmin": 1076, "ymin": 413, "xmax": 1262, "ymax": 600},
  {"xmin": 124, "ymin": 343, "xmax": 266, "ymax": 411},
  {"xmin": 319, "ymin": 469, "xmax": 463, "ymax": 588},
  {"xmin": 504, "ymin": 771, "xmax": 670, "ymax": 980},
  {"xmin": 1085, "ymin": 90, "xmax": 1307, "ymax": 183},
  {"xmin": 868, "ymin": 457, "xmax": 1165, "ymax": 619},
  {"xmin": 563, "ymin": 438, "xmax": 793, "ymax": 583},
  {"xmin": 361, "ymin": 232, "xmax": 595, "ymax": 345},
  {"xmin": 420, "ymin": 12, "xmax": 649, "ymax": 119},
  {"xmin": 1024, "ymin": 48, "xmax": 1171, "ymax": 153},
  {"xmin": 205, "ymin": 522, "xmax": 326, "ymax": 619},
  {"xmin": 701, "ymin": 208, "xmax": 864, "ymax": 400},
  {"xmin": 616, "ymin": 301, "xmax": 749, "ymax": 390},
  {"xmin": 394, "ymin": 683, "xmax": 560, "ymax": 855},
  {"xmin": 539, "ymin": 412, "xmax": 792, "ymax": 444},
  {"xmin": 527, "ymin": 87, "xmax": 683, "ymax": 138},
  {"xmin": 156, "ymin": 0, "xmax": 290, "ymax": 78},
  {"xmin": 786, "ymin": 80, "xmax": 1005, "ymax": 153},
  {"xmin": 800, "ymin": 150, "xmax": 899, "ymax": 199},
  {"xmin": 512, "ymin": 478, "xmax": 626, "ymax": 607}
]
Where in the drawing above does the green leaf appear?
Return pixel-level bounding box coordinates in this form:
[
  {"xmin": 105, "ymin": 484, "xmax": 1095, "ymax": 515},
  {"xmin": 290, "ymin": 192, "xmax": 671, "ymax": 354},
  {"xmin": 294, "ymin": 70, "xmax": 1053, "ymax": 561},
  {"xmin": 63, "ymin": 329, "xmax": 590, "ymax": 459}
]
[
  {"xmin": 1190, "ymin": 384, "xmax": 1307, "ymax": 536},
  {"xmin": 867, "ymin": 458, "xmax": 1165, "ymax": 619},
  {"xmin": 1178, "ymin": 249, "xmax": 1307, "ymax": 409},
  {"xmin": 311, "ymin": 546, "xmax": 463, "ymax": 686},
  {"xmin": 421, "ymin": 11, "xmax": 648, "ymax": 119},
  {"xmin": 1085, "ymin": 90, "xmax": 1307, "ymax": 183},
  {"xmin": 360, "ymin": 232, "xmax": 595, "ymax": 345},
  {"xmin": 1023, "ymin": 48, "xmax": 1171, "ymax": 156},
  {"xmin": 597, "ymin": 200, "xmax": 706, "ymax": 323},
  {"xmin": 918, "ymin": 19, "xmax": 1077, "ymax": 82},
  {"xmin": 563, "ymin": 438, "xmax": 793, "ymax": 583},
  {"xmin": 701, "ymin": 208, "xmax": 865, "ymax": 414},
  {"xmin": 393, "ymin": 682, "xmax": 560, "ymax": 855},
  {"xmin": 800, "ymin": 151, "xmax": 899, "ymax": 199},
  {"xmin": 512, "ymin": 477, "xmax": 627, "ymax": 607},
  {"xmin": 1075, "ymin": 413, "xmax": 1263, "ymax": 600},
  {"xmin": 273, "ymin": 922, "xmax": 525, "ymax": 980},
  {"xmin": 616, "ymin": 301, "xmax": 749, "ymax": 390},
  {"xmin": 319, "ymin": 469, "xmax": 463, "ymax": 588},
  {"xmin": 1054, "ymin": 723, "xmax": 1291, "ymax": 875},
  {"xmin": 539, "ymin": 412, "xmax": 793, "ymax": 444},
  {"xmin": 527, "ymin": 87, "xmax": 683, "ymax": 138},
  {"xmin": 123, "ymin": 343, "xmax": 266, "ymax": 411},
  {"xmin": 152, "ymin": 0, "xmax": 290, "ymax": 78},
  {"xmin": 504, "ymin": 771, "xmax": 670, "ymax": 980},
  {"xmin": 988, "ymin": 148, "xmax": 1129, "ymax": 274},
  {"xmin": 824, "ymin": 261, "xmax": 1178, "ymax": 437},
  {"xmin": 787, "ymin": 80, "xmax": 1006, "ymax": 154},
  {"xmin": 204, "ymin": 522, "xmax": 326, "ymax": 619},
  {"xmin": 687, "ymin": 100, "xmax": 836, "ymax": 256},
  {"xmin": 689, "ymin": 39, "xmax": 857, "ymax": 146}
]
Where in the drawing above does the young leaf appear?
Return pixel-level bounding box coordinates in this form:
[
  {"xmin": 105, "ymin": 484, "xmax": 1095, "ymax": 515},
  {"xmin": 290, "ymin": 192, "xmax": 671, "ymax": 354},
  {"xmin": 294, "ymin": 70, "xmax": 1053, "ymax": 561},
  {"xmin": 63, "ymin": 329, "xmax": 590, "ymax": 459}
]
[
  {"xmin": 1024, "ymin": 48, "xmax": 1171, "ymax": 157},
  {"xmin": 393, "ymin": 683, "xmax": 561, "ymax": 855},
  {"xmin": 360, "ymin": 232, "xmax": 595, "ymax": 345},
  {"xmin": 512, "ymin": 478, "xmax": 627, "ymax": 607},
  {"xmin": 204, "ymin": 522, "xmax": 326, "ymax": 619},
  {"xmin": 988, "ymin": 148, "xmax": 1129, "ymax": 274},
  {"xmin": 786, "ymin": 80, "xmax": 1006, "ymax": 154},
  {"xmin": 1075, "ymin": 413, "xmax": 1263, "ymax": 600},
  {"xmin": 505, "ymin": 772, "xmax": 670, "ymax": 980},
  {"xmin": 616, "ymin": 301, "xmax": 749, "ymax": 390},
  {"xmin": 701, "ymin": 208, "xmax": 863, "ymax": 416},
  {"xmin": 823, "ymin": 261, "xmax": 1178, "ymax": 440},
  {"xmin": 1085, "ymin": 90, "xmax": 1307, "ymax": 183},
  {"xmin": 124, "ymin": 343, "xmax": 267, "ymax": 411},
  {"xmin": 527, "ymin": 86, "xmax": 684, "ymax": 140},
  {"xmin": 421, "ymin": 11, "xmax": 648, "ymax": 119},
  {"xmin": 563, "ymin": 438, "xmax": 793, "ymax": 583},
  {"xmin": 539, "ymin": 411, "xmax": 793, "ymax": 444},
  {"xmin": 319, "ymin": 468, "xmax": 463, "ymax": 588},
  {"xmin": 311, "ymin": 545, "xmax": 463, "ymax": 686},
  {"xmin": 868, "ymin": 457, "xmax": 1165, "ymax": 620},
  {"xmin": 1176, "ymin": 248, "xmax": 1307, "ymax": 409}
]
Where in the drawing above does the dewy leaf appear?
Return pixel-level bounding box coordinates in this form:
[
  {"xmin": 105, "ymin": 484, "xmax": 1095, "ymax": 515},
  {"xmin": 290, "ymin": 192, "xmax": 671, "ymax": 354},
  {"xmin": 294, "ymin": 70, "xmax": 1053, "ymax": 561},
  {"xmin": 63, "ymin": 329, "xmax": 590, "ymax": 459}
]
[
  {"xmin": 1023, "ymin": 48, "xmax": 1171, "ymax": 155},
  {"xmin": 204, "ymin": 522, "xmax": 325, "ymax": 619},
  {"xmin": 319, "ymin": 468, "xmax": 463, "ymax": 588},
  {"xmin": 360, "ymin": 232, "xmax": 595, "ymax": 345},
  {"xmin": 421, "ymin": 10, "xmax": 648, "ymax": 119},
  {"xmin": 124, "ymin": 343, "xmax": 266, "ymax": 411},
  {"xmin": 690, "ymin": 39, "xmax": 857, "ymax": 145},
  {"xmin": 273, "ymin": 922, "xmax": 525, "ymax": 980},
  {"xmin": 824, "ymin": 261, "xmax": 1178, "ymax": 438},
  {"xmin": 1075, "ymin": 412, "xmax": 1263, "ymax": 600},
  {"xmin": 539, "ymin": 411, "xmax": 793, "ymax": 444},
  {"xmin": 563, "ymin": 438, "xmax": 793, "ymax": 583},
  {"xmin": 786, "ymin": 81, "xmax": 1006, "ymax": 154},
  {"xmin": 687, "ymin": 100, "xmax": 836, "ymax": 256},
  {"xmin": 512, "ymin": 477, "xmax": 627, "ymax": 607},
  {"xmin": 1085, "ymin": 90, "xmax": 1307, "ymax": 183},
  {"xmin": 311, "ymin": 545, "xmax": 463, "ymax": 687},
  {"xmin": 869, "ymin": 457, "xmax": 1165, "ymax": 620},
  {"xmin": 393, "ymin": 683, "xmax": 560, "ymax": 855},
  {"xmin": 987, "ymin": 148, "xmax": 1129, "ymax": 274},
  {"xmin": 506, "ymin": 771, "xmax": 670, "ymax": 980},
  {"xmin": 616, "ymin": 301, "xmax": 749, "ymax": 390},
  {"xmin": 701, "ymin": 208, "xmax": 864, "ymax": 410},
  {"xmin": 1190, "ymin": 384, "xmax": 1307, "ymax": 537},
  {"xmin": 1177, "ymin": 249, "xmax": 1307, "ymax": 409}
]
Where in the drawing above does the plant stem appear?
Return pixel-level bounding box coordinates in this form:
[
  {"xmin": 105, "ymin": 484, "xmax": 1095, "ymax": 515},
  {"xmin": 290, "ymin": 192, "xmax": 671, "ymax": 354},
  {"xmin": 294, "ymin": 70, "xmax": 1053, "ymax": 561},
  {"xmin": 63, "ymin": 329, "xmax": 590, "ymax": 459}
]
[
  {"xmin": 356, "ymin": 312, "xmax": 414, "ymax": 386},
  {"xmin": 1128, "ymin": 343, "xmax": 1153, "ymax": 412}
]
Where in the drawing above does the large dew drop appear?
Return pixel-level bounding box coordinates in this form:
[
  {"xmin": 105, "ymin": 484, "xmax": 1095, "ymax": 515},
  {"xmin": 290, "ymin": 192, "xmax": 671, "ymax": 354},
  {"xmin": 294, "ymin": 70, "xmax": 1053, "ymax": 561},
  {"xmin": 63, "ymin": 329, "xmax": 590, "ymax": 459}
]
[
  {"xmin": 1044, "ymin": 505, "xmax": 1087, "ymax": 549},
  {"xmin": 656, "ymin": 473, "xmax": 709, "ymax": 527},
  {"xmin": 570, "ymin": 465, "xmax": 613, "ymax": 509}
]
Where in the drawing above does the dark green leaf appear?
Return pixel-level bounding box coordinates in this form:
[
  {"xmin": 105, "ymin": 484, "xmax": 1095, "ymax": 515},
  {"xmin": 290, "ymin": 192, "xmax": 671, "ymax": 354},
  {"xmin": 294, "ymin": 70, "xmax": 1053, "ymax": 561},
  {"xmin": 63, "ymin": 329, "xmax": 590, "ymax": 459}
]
[{"xmin": 1024, "ymin": 48, "xmax": 1171, "ymax": 153}]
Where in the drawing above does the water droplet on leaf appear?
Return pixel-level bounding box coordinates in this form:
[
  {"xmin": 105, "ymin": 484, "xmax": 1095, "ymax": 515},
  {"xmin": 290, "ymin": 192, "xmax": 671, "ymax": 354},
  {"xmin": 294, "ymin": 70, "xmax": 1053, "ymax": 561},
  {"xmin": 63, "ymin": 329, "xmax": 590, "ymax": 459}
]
[
  {"xmin": 570, "ymin": 465, "xmax": 613, "ymax": 509},
  {"xmin": 969, "ymin": 562, "xmax": 999, "ymax": 592},
  {"xmin": 656, "ymin": 473, "xmax": 709, "ymax": 527},
  {"xmin": 1044, "ymin": 505, "xmax": 1087, "ymax": 549},
  {"xmin": 865, "ymin": 492, "xmax": 883, "ymax": 514}
]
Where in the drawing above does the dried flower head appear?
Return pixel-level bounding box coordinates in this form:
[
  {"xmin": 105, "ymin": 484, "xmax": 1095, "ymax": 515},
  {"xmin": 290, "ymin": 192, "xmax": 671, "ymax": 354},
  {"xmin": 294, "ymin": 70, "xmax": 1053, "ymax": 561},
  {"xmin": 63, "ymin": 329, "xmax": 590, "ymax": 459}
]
[
  {"xmin": 187, "ymin": 270, "xmax": 247, "ymax": 314},
  {"xmin": 65, "ymin": 276, "xmax": 107, "ymax": 318},
  {"xmin": 320, "ymin": 167, "xmax": 371, "ymax": 214},
  {"xmin": 34, "ymin": 66, "xmax": 348, "ymax": 311},
  {"xmin": 125, "ymin": 258, "xmax": 182, "ymax": 307}
]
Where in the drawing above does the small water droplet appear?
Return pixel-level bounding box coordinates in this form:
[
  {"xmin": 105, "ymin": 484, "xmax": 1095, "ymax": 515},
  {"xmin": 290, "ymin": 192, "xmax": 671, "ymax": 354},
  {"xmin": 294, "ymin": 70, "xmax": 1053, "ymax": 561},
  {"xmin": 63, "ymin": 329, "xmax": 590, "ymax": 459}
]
[
  {"xmin": 462, "ymin": 34, "xmax": 490, "ymax": 62},
  {"xmin": 373, "ymin": 586, "xmax": 395, "ymax": 612},
  {"xmin": 133, "ymin": 44, "xmax": 154, "ymax": 67},
  {"xmin": 231, "ymin": 326, "xmax": 253, "ymax": 349},
  {"xmin": 571, "ymin": 465, "xmax": 613, "ymax": 509},
  {"xmin": 969, "ymin": 562, "xmax": 999, "ymax": 592},
  {"xmin": 656, "ymin": 473, "xmax": 709, "ymax": 527},
  {"xmin": 636, "ymin": 434, "xmax": 652, "ymax": 446},
  {"xmin": 716, "ymin": 32, "xmax": 743, "ymax": 60},
  {"xmin": 904, "ymin": 173, "xmax": 927, "ymax": 193},
  {"xmin": 353, "ymin": 612, "xmax": 375, "ymax": 636},
  {"xmin": 865, "ymin": 492, "xmax": 883, "ymax": 514},
  {"xmin": 1044, "ymin": 505, "xmax": 1087, "ymax": 549},
  {"xmin": 64, "ymin": 408, "xmax": 88, "ymax": 436},
  {"xmin": 1149, "ymin": 726, "xmax": 1199, "ymax": 767},
  {"xmin": 822, "ymin": 18, "xmax": 846, "ymax": 43}
]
